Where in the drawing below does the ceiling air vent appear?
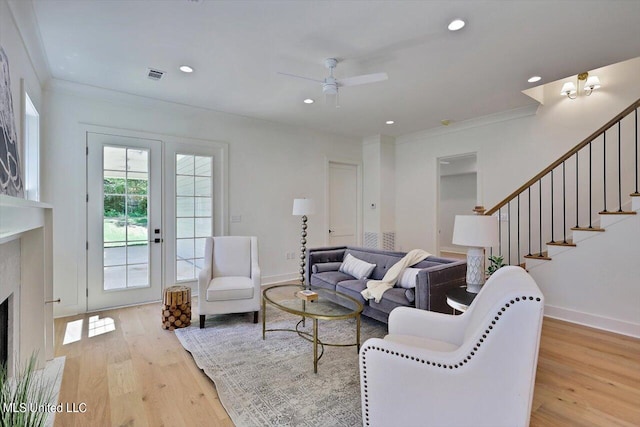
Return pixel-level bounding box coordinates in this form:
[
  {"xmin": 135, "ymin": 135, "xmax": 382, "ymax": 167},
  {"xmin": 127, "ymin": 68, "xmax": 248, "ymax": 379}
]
[{"xmin": 147, "ymin": 68, "xmax": 165, "ymax": 81}]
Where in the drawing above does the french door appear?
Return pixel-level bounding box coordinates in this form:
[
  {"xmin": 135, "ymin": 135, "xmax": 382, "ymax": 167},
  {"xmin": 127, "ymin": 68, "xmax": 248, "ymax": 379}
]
[{"xmin": 86, "ymin": 132, "xmax": 163, "ymax": 311}]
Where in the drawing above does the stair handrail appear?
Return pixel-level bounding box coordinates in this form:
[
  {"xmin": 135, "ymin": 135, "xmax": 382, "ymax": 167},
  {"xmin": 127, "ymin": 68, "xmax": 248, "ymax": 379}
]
[{"xmin": 485, "ymin": 97, "xmax": 640, "ymax": 216}]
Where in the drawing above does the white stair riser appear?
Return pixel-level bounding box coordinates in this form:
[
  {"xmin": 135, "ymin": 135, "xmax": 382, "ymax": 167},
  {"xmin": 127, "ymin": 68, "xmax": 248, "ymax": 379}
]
[
  {"xmin": 572, "ymin": 229, "xmax": 603, "ymax": 244},
  {"xmin": 600, "ymin": 214, "xmax": 636, "ymax": 228},
  {"xmin": 524, "ymin": 256, "xmax": 549, "ymax": 270},
  {"xmin": 547, "ymin": 244, "xmax": 575, "ymax": 257},
  {"xmin": 633, "ymin": 196, "xmax": 640, "ymax": 211}
]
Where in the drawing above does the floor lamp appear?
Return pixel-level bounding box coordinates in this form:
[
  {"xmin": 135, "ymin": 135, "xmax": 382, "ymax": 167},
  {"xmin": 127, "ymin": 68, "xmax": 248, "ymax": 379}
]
[
  {"xmin": 452, "ymin": 213, "xmax": 499, "ymax": 293},
  {"xmin": 293, "ymin": 198, "xmax": 315, "ymax": 287}
]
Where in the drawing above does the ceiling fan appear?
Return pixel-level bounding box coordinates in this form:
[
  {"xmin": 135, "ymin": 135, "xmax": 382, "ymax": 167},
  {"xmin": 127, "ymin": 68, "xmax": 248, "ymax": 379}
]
[{"xmin": 278, "ymin": 58, "xmax": 388, "ymax": 106}]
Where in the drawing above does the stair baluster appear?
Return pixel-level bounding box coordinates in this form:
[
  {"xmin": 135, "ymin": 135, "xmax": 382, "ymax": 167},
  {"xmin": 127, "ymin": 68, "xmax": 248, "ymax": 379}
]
[
  {"xmin": 589, "ymin": 141, "xmax": 593, "ymax": 227},
  {"xmin": 562, "ymin": 161, "xmax": 567, "ymax": 244},
  {"xmin": 602, "ymin": 131, "xmax": 607, "ymax": 213},
  {"xmin": 517, "ymin": 194, "xmax": 521, "ymax": 266},
  {"xmin": 550, "ymin": 169, "xmax": 555, "ymax": 243},
  {"xmin": 538, "ymin": 179, "xmax": 543, "ymax": 257},
  {"xmin": 618, "ymin": 121, "xmax": 622, "ymax": 212}
]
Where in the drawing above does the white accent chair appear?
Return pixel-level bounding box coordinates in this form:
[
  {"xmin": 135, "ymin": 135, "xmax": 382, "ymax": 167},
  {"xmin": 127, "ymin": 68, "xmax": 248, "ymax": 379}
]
[
  {"xmin": 359, "ymin": 266, "xmax": 544, "ymax": 427},
  {"xmin": 197, "ymin": 236, "xmax": 261, "ymax": 328}
]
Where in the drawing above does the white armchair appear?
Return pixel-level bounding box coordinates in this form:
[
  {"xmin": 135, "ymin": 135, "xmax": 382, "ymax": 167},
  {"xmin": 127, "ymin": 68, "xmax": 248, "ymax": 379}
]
[
  {"xmin": 197, "ymin": 236, "xmax": 261, "ymax": 328},
  {"xmin": 359, "ymin": 266, "xmax": 544, "ymax": 427}
]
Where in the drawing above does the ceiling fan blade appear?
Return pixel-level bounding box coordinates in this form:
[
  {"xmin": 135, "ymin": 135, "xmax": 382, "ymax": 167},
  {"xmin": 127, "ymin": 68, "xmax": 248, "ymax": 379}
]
[
  {"xmin": 277, "ymin": 71, "xmax": 324, "ymax": 84},
  {"xmin": 337, "ymin": 72, "xmax": 388, "ymax": 87}
]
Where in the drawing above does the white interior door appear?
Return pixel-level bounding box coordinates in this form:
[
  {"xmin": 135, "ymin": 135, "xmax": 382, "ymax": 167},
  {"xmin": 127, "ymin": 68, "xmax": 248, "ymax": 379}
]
[
  {"xmin": 328, "ymin": 162, "xmax": 358, "ymax": 245},
  {"xmin": 86, "ymin": 132, "xmax": 163, "ymax": 311}
]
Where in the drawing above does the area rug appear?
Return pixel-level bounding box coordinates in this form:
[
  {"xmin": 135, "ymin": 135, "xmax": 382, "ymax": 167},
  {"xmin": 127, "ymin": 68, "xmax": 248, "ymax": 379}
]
[{"xmin": 175, "ymin": 307, "xmax": 387, "ymax": 427}]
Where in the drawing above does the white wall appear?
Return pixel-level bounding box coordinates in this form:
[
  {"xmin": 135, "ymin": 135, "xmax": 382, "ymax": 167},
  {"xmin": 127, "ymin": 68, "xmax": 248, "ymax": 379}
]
[
  {"xmin": 42, "ymin": 81, "xmax": 362, "ymax": 316},
  {"xmin": 529, "ymin": 210, "xmax": 640, "ymax": 337},
  {"xmin": 395, "ymin": 57, "xmax": 640, "ymax": 335}
]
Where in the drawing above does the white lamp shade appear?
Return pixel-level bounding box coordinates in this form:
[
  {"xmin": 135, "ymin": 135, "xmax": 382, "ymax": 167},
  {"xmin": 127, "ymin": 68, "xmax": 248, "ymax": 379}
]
[
  {"xmin": 585, "ymin": 75, "xmax": 601, "ymax": 90},
  {"xmin": 452, "ymin": 215, "xmax": 499, "ymax": 248},
  {"xmin": 292, "ymin": 198, "xmax": 315, "ymax": 216},
  {"xmin": 560, "ymin": 82, "xmax": 577, "ymax": 95}
]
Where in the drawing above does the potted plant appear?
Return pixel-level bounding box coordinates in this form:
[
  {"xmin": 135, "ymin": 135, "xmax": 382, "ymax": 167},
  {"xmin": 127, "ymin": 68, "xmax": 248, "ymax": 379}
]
[
  {"xmin": 0, "ymin": 354, "xmax": 57, "ymax": 427},
  {"xmin": 486, "ymin": 255, "xmax": 506, "ymax": 277}
]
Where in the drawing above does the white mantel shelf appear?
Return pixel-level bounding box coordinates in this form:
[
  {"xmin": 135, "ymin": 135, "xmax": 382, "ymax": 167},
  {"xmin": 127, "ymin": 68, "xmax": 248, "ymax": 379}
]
[{"xmin": 0, "ymin": 195, "xmax": 53, "ymax": 242}]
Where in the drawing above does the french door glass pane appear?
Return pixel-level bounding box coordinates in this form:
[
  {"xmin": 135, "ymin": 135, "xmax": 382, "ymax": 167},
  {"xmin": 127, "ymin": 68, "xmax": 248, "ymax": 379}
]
[
  {"xmin": 176, "ymin": 154, "xmax": 213, "ymax": 281},
  {"xmin": 102, "ymin": 146, "xmax": 151, "ymax": 290}
]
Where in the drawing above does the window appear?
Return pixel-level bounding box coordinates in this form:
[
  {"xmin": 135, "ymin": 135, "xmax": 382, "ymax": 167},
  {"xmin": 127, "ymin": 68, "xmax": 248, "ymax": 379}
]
[
  {"xmin": 24, "ymin": 92, "xmax": 39, "ymax": 201},
  {"xmin": 175, "ymin": 154, "xmax": 213, "ymax": 281}
]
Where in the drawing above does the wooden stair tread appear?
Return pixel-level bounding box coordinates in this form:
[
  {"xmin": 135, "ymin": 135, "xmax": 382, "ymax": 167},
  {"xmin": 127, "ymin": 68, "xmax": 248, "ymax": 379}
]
[
  {"xmin": 524, "ymin": 252, "xmax": 552, "ymax": 261},
  {"xmin": 598, "ymin": 210, "xmax": 636, "ymax": 215},
  {"xmin": 630, "ymin": 192, "xmax": 640, "ymax": 197},
  {"xmin": 571, "ymin": 226, "xmax": 605, "ymax": 232},
  {"xmin": 546, "ymin": 240, "xmax": 576, "ymax": 247}
]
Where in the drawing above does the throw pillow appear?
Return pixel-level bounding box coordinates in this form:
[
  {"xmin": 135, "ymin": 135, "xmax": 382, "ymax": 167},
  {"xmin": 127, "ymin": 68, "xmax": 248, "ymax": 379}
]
[
  {"xmin": 339, "ymin": 253, "xmax": 376, "ymax": 280},
  {"xmin": 405, "ymin": 288, "xmax": 415, "ymax": 303},
  {"xmin": 312, "ymin": 262, "xmax": 343, "ymax": 274},
  {"xmin": 397, "ymin": 267, "xmax": 421, "ymax": 289}
]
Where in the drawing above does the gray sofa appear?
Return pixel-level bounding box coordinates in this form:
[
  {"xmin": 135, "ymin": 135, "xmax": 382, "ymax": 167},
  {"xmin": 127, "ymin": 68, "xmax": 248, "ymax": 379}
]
[{"xmin": 306, "ymin": 246, "xmax": 466, "ymax": 324}]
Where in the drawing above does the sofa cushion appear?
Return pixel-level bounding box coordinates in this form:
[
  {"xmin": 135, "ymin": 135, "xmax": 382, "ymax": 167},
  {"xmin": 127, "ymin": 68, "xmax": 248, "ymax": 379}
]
[
  {"xmin": 311, "ymin": 271, "xmax": 354, "ymax": 291},
  {"xmin": 369, "ymin": 287, "xmax": 413, "ymax": 313},
  {"xmin": 206, "ymin": 276, "xmax": 254, "ymax": 301},
  {"xmin": 339, "ymin": 253, "xmax": 376, "ymax": 280},
  {"xmin": 335, "ymin": 279, "xmax": 368, "ymax": 306}
]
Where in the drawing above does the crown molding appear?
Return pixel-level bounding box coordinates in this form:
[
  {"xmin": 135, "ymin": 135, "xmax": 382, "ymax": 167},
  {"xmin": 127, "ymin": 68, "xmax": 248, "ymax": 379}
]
[
  {"xmin": 396, "ymin": 103, "xmax": 540, "ymax": 145},
  {"xmin": 6, "ymin": 0, "xmax": 51, "ymax": 85}
]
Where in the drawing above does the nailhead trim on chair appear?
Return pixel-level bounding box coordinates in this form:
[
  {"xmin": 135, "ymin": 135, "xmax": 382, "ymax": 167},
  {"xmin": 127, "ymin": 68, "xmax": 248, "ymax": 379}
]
[{"xmin": 360, "ymin": 296, "xmax": 542, "ymax": 426}]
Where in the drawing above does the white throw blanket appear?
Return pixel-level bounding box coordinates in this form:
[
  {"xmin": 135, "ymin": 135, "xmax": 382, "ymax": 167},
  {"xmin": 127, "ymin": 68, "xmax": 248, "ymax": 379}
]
[{"xmin": 360, "ymin": 249, "xmax": 431, "ymax": 303}]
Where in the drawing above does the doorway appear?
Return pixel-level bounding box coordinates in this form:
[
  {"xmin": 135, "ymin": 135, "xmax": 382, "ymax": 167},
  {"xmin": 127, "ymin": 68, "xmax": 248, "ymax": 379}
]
[
  {"xmin": 327, "ymin": 161, "xmax": 360, "ymax": 246},
  {"xmin": 86, "ymin": 132, "xmax": 163, "ymax": 311},
  {"xmin": 437, "ymin": 154, "xmax": 477, "ymax": 257}
]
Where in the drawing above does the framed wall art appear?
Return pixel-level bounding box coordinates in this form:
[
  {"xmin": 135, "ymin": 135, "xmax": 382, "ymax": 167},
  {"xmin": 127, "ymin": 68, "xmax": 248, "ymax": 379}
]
[{"xmin": 0, "ymin": 46, "xmax": 24, "ymax": 197}]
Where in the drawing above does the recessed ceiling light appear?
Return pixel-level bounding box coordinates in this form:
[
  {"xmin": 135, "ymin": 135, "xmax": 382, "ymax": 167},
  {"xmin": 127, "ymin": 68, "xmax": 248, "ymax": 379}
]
[
  {"xmin": 528, "ymin": 76, "xmax": 542, "ymax": 83},
  {"xmin": 179, "ymin": 65, "xmax": 194, "ymax": 73},
  {"xmin": 448, "ymin": 19, "xmax": 465, "ymax": 31},
  {"xmin": 303, "ymin": 98, "xmax": 314, "ymax": 104},
  {"xmin": 385, "ymin": 120, "xmax": 395, "ymax": 125}
]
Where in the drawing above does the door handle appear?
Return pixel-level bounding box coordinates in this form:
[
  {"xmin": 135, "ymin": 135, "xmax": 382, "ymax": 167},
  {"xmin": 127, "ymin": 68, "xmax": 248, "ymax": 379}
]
[{"xmin": 150, "ymin": 238, "xmax": 164, "ymax": 243}]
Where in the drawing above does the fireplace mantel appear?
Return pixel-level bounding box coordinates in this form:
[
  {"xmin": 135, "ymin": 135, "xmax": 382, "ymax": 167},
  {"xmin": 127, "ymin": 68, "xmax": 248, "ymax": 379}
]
[
  {"xmin": 0, "ymin": 195, "xmax": 53, "ymax": 242},
  {"xmin": 0, "ymin": 194, "xmax": 54, "ymax": 370}
]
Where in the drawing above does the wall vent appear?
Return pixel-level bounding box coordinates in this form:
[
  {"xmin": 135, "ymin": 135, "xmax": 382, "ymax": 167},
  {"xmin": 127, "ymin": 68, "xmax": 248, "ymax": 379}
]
[{"xmin": 147, "ymin": 68, "xmax": 165, "ymax": 81}]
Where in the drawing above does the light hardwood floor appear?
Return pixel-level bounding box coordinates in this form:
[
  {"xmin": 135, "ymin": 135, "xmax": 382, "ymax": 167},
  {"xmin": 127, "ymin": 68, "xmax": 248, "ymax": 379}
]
[{"xmin": 53, "ymin": 301, "xmax": 640, "ymax": 427}]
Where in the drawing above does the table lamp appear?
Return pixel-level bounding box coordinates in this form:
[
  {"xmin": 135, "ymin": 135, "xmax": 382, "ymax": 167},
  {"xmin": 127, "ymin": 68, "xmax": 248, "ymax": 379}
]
[
  {"xmin": 293, "ymin": 198, "xmax": 315, "ymax": 287},
  {"xmin": 452, "ymin": 213, "xmax": 499, "ymax": 293}
]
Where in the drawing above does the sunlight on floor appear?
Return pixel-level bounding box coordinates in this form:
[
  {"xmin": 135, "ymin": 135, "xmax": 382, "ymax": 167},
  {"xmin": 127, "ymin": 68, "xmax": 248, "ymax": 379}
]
[
  {"xmin": 88, "ymin": 315, "xmax": 116, "ymax": 338},
  {"xmin": 62, "ymin": 319, "xmax": 83, "ymax": 345}
]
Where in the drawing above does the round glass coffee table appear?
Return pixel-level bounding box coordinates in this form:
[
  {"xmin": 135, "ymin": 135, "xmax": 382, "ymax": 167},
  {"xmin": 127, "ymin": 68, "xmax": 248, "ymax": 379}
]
[{"xmin": 262, "ymin": 284, "xmax": 363, "ymax": 373}]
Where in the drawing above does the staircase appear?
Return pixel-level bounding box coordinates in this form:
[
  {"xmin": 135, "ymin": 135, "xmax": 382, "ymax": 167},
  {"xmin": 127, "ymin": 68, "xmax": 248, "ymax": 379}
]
[
  {"xmin": 485, "ymin": 98, "xmax": 640, "ymax": 270},
  {"xmin": 483, "ymin": 98, "xmax": 640, "ymax": 335}
]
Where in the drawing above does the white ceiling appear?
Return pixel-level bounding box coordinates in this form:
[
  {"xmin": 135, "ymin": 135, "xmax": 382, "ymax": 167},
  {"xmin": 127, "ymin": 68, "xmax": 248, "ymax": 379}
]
[{"xmin": 31, "ymin": 0, "xmax": 640, "ymax": 138}]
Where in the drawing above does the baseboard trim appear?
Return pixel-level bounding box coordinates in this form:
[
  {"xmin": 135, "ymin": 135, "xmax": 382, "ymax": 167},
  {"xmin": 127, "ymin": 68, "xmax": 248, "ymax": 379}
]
[
  {"xmin": 544, "ymin": 304, "xmax": 640, "ymax": 338},
  {"xmin": 262, "ymin": 273, "xmax": 298, "ymax": 286}
]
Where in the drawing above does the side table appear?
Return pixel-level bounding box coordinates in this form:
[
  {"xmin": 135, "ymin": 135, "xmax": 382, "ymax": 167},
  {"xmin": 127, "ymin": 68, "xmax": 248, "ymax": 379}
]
[{"xmin": 446, "ymin": 286, "xmax": 476, "ymax": 313}]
